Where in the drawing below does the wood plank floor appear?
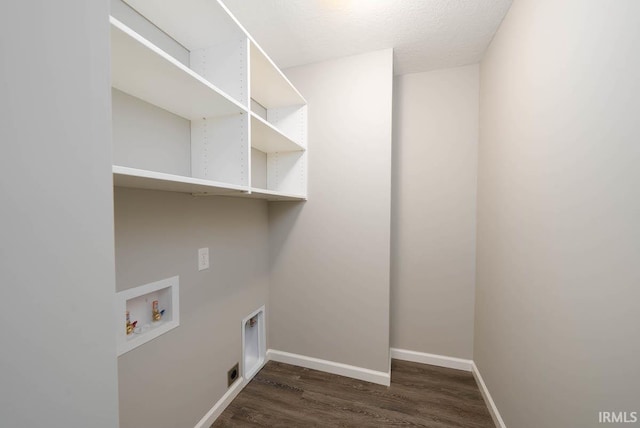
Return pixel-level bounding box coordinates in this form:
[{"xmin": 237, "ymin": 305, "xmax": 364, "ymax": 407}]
[{"xmin": 212, "ymin": 359, "xmax": 495, "ymax": 427}]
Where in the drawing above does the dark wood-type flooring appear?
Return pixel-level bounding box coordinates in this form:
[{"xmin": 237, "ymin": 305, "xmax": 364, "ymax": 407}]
[{"xmin": 212, "ymin": 359, "xmax": 495, "ymax": 427}]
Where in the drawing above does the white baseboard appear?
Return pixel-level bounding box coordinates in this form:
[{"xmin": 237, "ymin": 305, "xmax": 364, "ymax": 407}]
[
  {"xmin": 194, "ymin": 350, "xmax": 504, "ymax": 428},
  {"xmin": 267, "ymin": 349, "xmax": 391, "ymax": 386},
  {"xmin": 390, "ymin": 348, "xmax": 473, "ymax": 372},
  {"xmin": 472, "ymin": 362, "xmax": 507, "ymax": 428},
  {"xmin": 391, "ymin": 349, "xmax": 504, "ymax": 427},
  {"xmin": 193, "ymin": 376, "xmax": 246, "ymax": 428}
]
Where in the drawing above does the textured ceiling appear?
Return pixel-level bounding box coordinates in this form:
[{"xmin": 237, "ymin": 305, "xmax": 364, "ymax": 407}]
[{"xmin": 221, "ymin": 0, "xmax": 513, "ymax": 75}]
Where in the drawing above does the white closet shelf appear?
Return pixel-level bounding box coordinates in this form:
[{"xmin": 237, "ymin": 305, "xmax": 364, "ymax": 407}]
[
  {"xmin": 248, "ymin": 188, "xmax": 307, "ymax": 202},
  {"xmin": 250, "ymin": 43, "xmax": 306, "ymax": 109},
  {"xmin": 121, "ymin": 1, "xmax": 304, "ymax": 109},
  {"xmin": 251, "ymin": 112, "xmax": 304, "ymax": 153},
  {"xmin": 113, "ymin": 166, "xmax": 248, "ymax": 195},
  {"xmin": 110, "ymin": 17, "xmax": 245, "ymax": 120}
]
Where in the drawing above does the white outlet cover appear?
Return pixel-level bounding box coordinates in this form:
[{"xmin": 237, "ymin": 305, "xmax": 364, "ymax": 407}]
[{"xmin": 198, "ymin": 247, "xmax": 209, "ymax": 271}]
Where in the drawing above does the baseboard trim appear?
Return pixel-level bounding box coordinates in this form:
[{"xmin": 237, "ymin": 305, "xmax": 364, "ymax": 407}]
[
  {"xmin": 193, "ymin": 350, "xmax": 504, "ymax": 428},
  {"xmin": 390, "ymin": 348, "xmax": 473, "ymax": 372},
  {"xmin": 193, "ymin": 376, "xmax": 246, "ymax": 428},
  {"xmin": 267, "ymin": 349, "xmax": 391, "ymax": 386},
  {"xmin": 472, "ymin": 362, "xmax": 507, "ymax": 428}
]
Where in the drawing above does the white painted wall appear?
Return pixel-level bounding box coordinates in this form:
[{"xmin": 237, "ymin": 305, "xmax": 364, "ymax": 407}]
[
  {"xmin": 112, "ymin": 89, "xmax": 192, "ymax": 176},
  {"xmin": 115, "ymin": 189, "xmax": 269, "ymax": 428},
  {"xmin": 476, "ymin": 0, "xmax": 640, "ymax": 426},
  {"xmin": 268, "ymin": 50, "xmax": 394, "ymax": 374},
  {"xmin": 391, "ymin": 65, "xmax": 479, "ymax": 359},
  {"xmin": 0, "ymin": 0, "xmax": 119, "ymax": 426}
]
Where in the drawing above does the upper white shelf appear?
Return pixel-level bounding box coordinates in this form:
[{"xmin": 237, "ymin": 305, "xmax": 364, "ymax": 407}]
[
  {"xmin": 123, "ymin": 0, "xmax": 245, "ymax": 50},
  {"xmin": 110, "ymin": 17, "xmax": 245, "ymax": 120},
  {"xmin": 122, "ymin": 0, "xmax": 305, "ymax": 109},
  {"xmin": 113, "ymin": 166, "xmax": 248, "ymax": 195},
  {"xmin": 251, "ymin": 112, "xmax": 304, "ymax": 153},
  {"xmin": 250, "ymin": 43, "xmax": 306, "ymax": 109}
]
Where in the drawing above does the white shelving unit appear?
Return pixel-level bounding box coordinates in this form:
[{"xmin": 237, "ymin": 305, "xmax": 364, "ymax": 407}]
[
  {"xmin": 111, "ymin": 0, "xmax": 307, "ymax": 201},
  {"xmin": 249, "ymin": 40, "xmax": 307, "ymax": 198},
  {"xmin": 116, "ymin": 276, "xmax": 180, "ymax": 356}
]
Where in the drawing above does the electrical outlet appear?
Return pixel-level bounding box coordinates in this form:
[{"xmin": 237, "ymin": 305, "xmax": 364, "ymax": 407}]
[
  {"xmin": 198, "ymin": 247, "xmax": 209, "ymax": 271},
  {"xmin": 227, "ymin": 363, "xmax": 239, "ymax": 387}
]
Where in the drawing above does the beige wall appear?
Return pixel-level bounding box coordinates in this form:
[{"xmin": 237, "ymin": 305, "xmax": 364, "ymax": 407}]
[
  {"xmin": 0, "ymin": 0, "xmax": 119, "ymax": 425},
  {"xmin": 476, "ymin": 0, "xmax": 640, "ymax": 426},
  {"xmin": 115, "ymin": 189, "xmax": 269, "ymax": 428},
  {"xmin": 268, "ymin": 49, "xmax": 393, "ymax": 373},
  {"xmin": 391, "ymin": 66, "xmax": 479, "ymax": 359}
]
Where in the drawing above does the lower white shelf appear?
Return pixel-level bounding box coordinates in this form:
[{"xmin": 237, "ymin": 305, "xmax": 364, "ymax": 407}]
[
  {"xmin": 116, "ymin": 276, "xmax": 180, "ymax": 356},
  {"xmin": 113, "ymin": 166, "xmax": 305, "ymax": 201},
  {"xmin": 250, "ymin": 112, "xmax": 304, "ymax": 153},
  {"xmin": 113, "ymin": 165, "xmax": 248, "ymax": 195},
  {"xmin": 247, "ymin": 187, "xmax": 307, "ymax": 201}
]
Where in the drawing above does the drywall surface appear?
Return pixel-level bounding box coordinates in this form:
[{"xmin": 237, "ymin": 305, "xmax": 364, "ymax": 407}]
[
  {"xmin": 476, "ymin": 0, "xmax": 640, "ymax": 427},
  {"xmin": 268, "ymin": 50, "xmax": 393, "ymax": 373},
  {"xmin": 391, "ymin": 66, "xmax": 479, "ymax": 359},
  {"xmin": 0, "ymin": 0, "xmax": 119, "ymax": 426},
  {"xmin": 112, "ymin": 89, "xmax": 192, "ymax": 176},
  {"xmin": 115, "ymin": 189, "xmax": 269, "ymax": 428}
]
